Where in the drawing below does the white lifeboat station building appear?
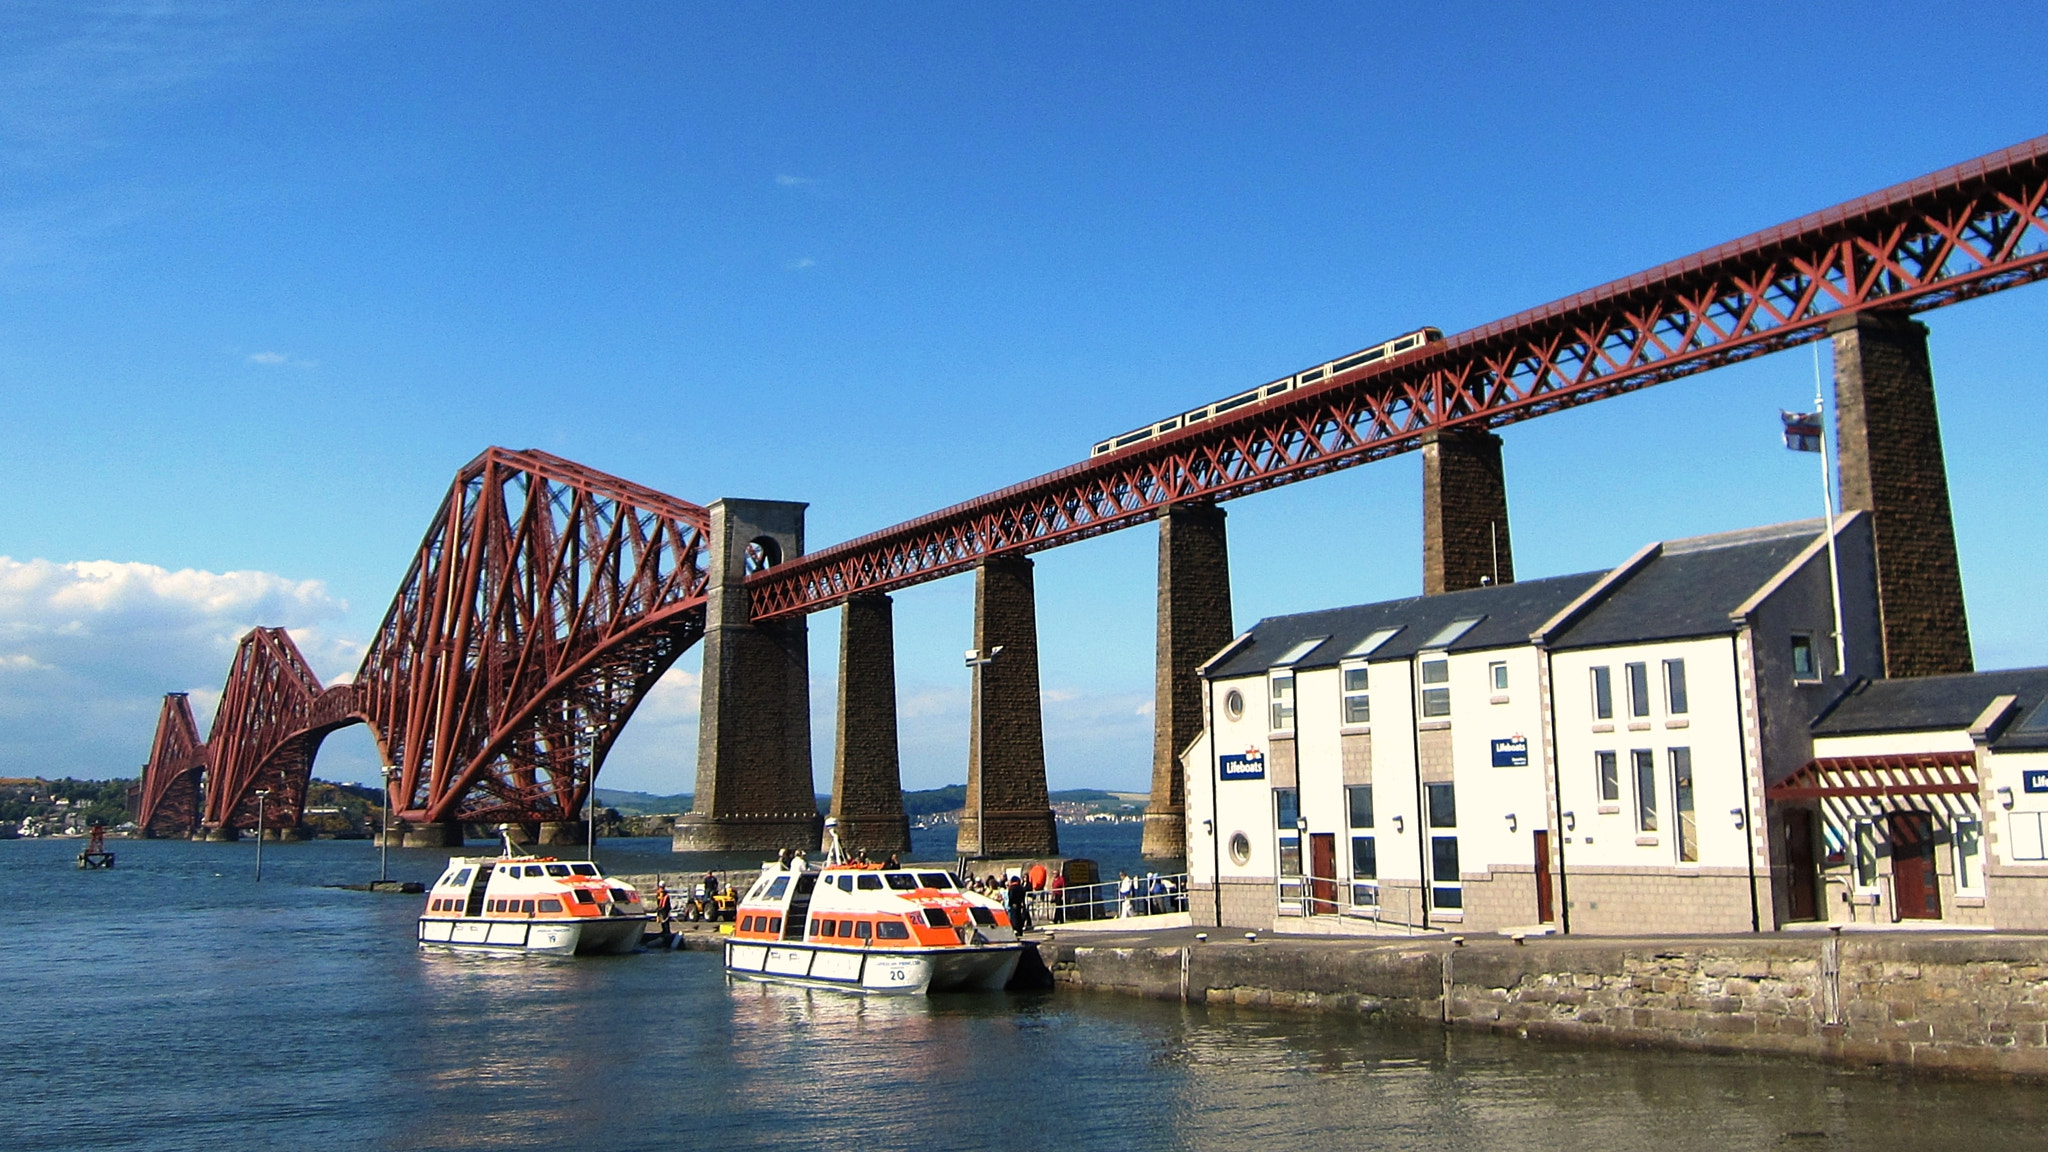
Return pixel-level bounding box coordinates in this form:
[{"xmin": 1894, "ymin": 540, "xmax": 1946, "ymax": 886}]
[{"xmin": 1185, "ymin": 516, "xmax": 1893, "ymax": 935}]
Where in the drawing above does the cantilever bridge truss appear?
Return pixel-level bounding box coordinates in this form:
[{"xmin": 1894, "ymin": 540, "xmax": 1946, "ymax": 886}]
[
  {"xmin": 136, "ymin": 133, "xmax": 2048, "ymax": 834},
  {"xmin": 136, "ymin": 449, "xmax": 710, "ymax": 837}
]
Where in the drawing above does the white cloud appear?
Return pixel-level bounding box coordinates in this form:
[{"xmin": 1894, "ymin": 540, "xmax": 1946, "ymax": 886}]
[
  {"xmin": 0, "ymin": 556, "xmax": 357, "ymax": 778},
  {"xmin": 785, "ymin": 257, "xmax": 816, "ymax": 270},
  {"xmin": 774, "ymin": 174, "xmax": 816, "ymax": 187},
  {"xmin": 246, "ymin": 350, "xmax": 317, "ymax": 368}
]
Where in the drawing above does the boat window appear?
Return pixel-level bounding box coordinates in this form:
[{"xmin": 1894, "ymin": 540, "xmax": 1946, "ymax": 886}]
[
  {"xmin": 856, "ymin": 875, "xmax": 883, "ymax": 891},
  {"xmin": 529, "ymin": 865, "xmax": 550, "ymax": 877},
  {"xmin": 521, "ymin": 900, "xmax": 536, "ymax": 914},
  {"xmin": 768, "ymin": 916, "xmax": 783, "ymax": 934},
  {"xmin": 810, "ymin": 918, "xmax": 828, "ymax": 937},
  {"xmin": 947, "ymin": 873, "xmax": 965, "ymax": 889},
  {"xmin": 795, "ymin": 874, "xmax": 817, "ymax": 895},
  {"xmin": 835, "ymin": 876, "xmax": 854, "ymax": 892},
  {"xmin": 766, "ymin": 877, "xmax": 790, "ymax": 899},
  {"xmin": 917, "ymin": 872, "xmax": 952, "ymax": 890},
  {"xmin": 884, "ymin": 873, "xmax": 918, "ymax": 891},
  {"xmin": 452, "ymin": 868, "xmax": 473, "ymax": 887},
  {"xmin": 853, "ymin": 921, "xmax": 872, "ymax": 939},
  {"xmin": 609, "ymin": 888, "xmax": 632, "ymax": 904},
  {"xmin": 545, "ymin": 865, "xmax": 571, "ymax": 877},
  {"xmin": 539, "ymin": 899, "xmax": 563, "ymax": 913},
  {"xmin": 922, "ymin": 908, "xmax": 953, "ymax": 928},
  {"xmin": 969, "ymin": 907, "xmax": 996, "ymax": 926},
  {"xmin": 569, "ymin": 889, "xmax": 594, "ymax": 904},
  {"xmin": 571, "ymin": 864, "xmax": 598, "ymax": 876},
  {"xmin": 876, "ymin": 921, "xmax": 910, "ymax": 940}
]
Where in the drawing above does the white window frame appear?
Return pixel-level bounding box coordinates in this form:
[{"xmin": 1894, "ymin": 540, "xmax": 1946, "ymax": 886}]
[
  {"xmin": 1340, "ymin": 662, "xmax": 1370, "ymax": 725},
  {"xmin": 1269, "ymin": 669, "xmax": 1295, "ymax": 732},
  {"xmin": 1419, "ymin": 655, "xmax": 1451, "ymax": 718},
  {"xmin": 1489, "ymin": 660, "xmax": 1509, "ymax": 693},
  {"xmin": 1952, "ymin": 815, "xmax": 1985, "ymax": 895},
  {"xmin": 1591, "ymin": 665, "xmax": 1614, "ymax": 720}
]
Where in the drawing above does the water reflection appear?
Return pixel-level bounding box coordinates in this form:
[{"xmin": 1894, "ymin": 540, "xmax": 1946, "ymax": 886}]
[{"xmin": 7, "ymin": 839, "xmax": 2048, "ymax": 1152}]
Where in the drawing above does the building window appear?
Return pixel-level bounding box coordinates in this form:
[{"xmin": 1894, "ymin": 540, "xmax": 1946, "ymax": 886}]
[
  {"xmin": 1342, "ymin": 665, "xmax": 1370, "ymax": 724},
  {"xmin": 1420, "ymin": 657, "xmax": 1451, "ymax": 718},
  {"xmin": 1224, "ymin": 688, "xmax": 1244, "ymax": 721},
  {"xmin": 1791, "ymin": 634, "xmax": 1818, "ymax": 681},
  {"xmin": 1275, "ymin": 789, "xmax": 1301, "ymax": 878},
  {"xmin": 1852, "ymin": 818, "xmax": 1881, "ymax": 891},
  {"xmin": 1346, "ymin": 785, "xmax": 1374, "ymax": 829},
  {"xmin": 1350, "ymin": 835, "xmax": 1377, "ymax": 907},
  {"xmin": 1228, "ymin": 831, "xmax": 1252, "ymax": 865},
  {"xmin": 1670, "ymin": 748, "xmax": 1696, "ymax": 862},
  {"xmin": 1632, "ymin": 749, "xmax": 1657, "ymax": 832},
  {"xmin": 1954, "ymin": 817, "xmax": 1984, "ymax": 894},
  {"xmin": 1664, "ymin": 659, "xmax": 1688, "ymax": 714},
  {"xmin": 1423, "ymin": 784, "xmax": 1461, "ymax": 912},
  {"xmin": 1627, "ymin": 662, "xmax": 1651, "ymax": 718},
  {"xmin": 1269, "ymin": 671, "xmax": 1294, "ymax": 730},
  {"xmin": 1591, "ymin": 666, "xmax": 1613, "ymax": 720},
  {"xmin": 1490, "ymin": 661, "xmax": 1508, "ymax": 692},
  {"xmin": 1597, "ymin": 750, "xmax": 1619, "ymax": 803},
  {"xmin": 2009, "ymin": 812, "xmax": 2048, "ymax": 862},
  {"xmin": 1427, "ymin": 782, "xmax": 1457, "ymax": 829}
]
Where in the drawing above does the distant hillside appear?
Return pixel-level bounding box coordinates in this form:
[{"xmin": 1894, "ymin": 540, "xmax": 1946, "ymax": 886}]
[{"xmin": 598, "ymin": 785, "xmax": 1144, "ymax": 819}]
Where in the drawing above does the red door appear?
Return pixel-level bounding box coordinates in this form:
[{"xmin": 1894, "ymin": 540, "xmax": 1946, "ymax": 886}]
[
  {"xmin": 1889, "ymin": 811, "xmax": 1942, "ymax": 920},
  {"xmin": 1533, "ymin": 830, "xmax": 1555, "ymax": 923},
  {"xmin": 1783, "ymin": 809, "xmax": 1820, "ymax": 921},
  {"xmin": 1308, "ymin": 833, "xmax": 1338, "ymax": 915}
]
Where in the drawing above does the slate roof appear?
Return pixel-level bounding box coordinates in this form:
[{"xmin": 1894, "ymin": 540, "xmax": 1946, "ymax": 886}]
[
  {"xmin": 1811, "ymin": 667, "xmax": 2048, "ymax": 748},
  {"xmin": 1206, "ymin": 518, "xmax": 1829, "ymax": 679},
  {"xmin": 1548, "ymin": 520, "xmax": 1824, "ymax": 651},
  {"xmin": 1206, "ymin": 570, "xmax": 1606, "ymax": 679}
]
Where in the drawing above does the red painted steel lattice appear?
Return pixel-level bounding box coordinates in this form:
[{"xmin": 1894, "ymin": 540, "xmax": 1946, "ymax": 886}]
[
  {"xmin": 745, "ymin": 134, "xmax": 2048, "ymax": 620},
  {"xmin": 356, "ymin": 448, "xmax": 710, "ymax": 827},
  {"xmin": 134, "ymin": 448, "xmax": 712, "ymax": 835},
  {"xmin": 134, "ymin": 693, "xmax": 206, "ymax": 837}
]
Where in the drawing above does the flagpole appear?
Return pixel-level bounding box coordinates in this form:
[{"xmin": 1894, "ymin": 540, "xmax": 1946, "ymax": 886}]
[{"xmin": 1813, "ymin": 344, "xmax": 1849, "ymax": 679}]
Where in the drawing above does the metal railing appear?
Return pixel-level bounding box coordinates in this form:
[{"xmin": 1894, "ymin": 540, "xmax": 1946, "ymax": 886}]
[{"xmin": 972, "ymin": 873, "xmax": 1189, "ymax": 926}]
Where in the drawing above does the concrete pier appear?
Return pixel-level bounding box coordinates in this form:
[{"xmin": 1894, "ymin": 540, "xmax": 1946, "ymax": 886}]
[
  {"xmin": 827, "ymin": 594, "xmax": 911, "ymax": 855},
  {"xmin": 1830, "ymin": 312, "xmax": 1973, "ymax": 677},
  {"xmin": 959, "ymin": 555, "xmax": 1058, "ymax": 859},
  {"xmin": 1038, "ymin": 927, "xmax": 2048, "ymax": 1081},
  {"xmin": 538, "ymin": 821, "xmax": 587, "ymax": 846},
  {"xmin": 672, "ymin": 499, "xmax": 822, "ymax": 853},
  {"xmin": 400, "ymin": 820, "xmax": 463, "ymax": 848},
  {"xmin": 1144, "ymin": 502, "xmax": 1232, "ymax": 860},
  {"xmin": 1421, "ymin": 428, "xmax": 1514, "ymax": 595}
]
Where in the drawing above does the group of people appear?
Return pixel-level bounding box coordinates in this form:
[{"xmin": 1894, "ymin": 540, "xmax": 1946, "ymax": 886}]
[
  {"xmin": 651, "ymin": 871, "xmax": 737, "ymax": 945},
  {"xmin": 1114, "ymin": 871, "xmax": 1181, "ymax": 918},
  {"xmin": 961, "ymin": 869, "xmax": 1067, "ymax": 932}
]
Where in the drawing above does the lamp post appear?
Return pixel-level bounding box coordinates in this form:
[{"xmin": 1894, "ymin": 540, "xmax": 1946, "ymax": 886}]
[
  {"xmin": 380, "ymin": 765, "xmax": 398, "ymax": 882},
  {"xmin": 1295, "ymin": 815, "xmax": 1310, "ymax": 914},
  {"xmin": 254, "ymin": 789, "xmax": 270, "ymax": 882},
  {"xmin": 963, "ymin": 646, "xmax": 1005, "ymax": 863}
]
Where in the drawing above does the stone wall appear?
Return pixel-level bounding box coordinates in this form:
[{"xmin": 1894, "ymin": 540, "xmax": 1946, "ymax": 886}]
[
  {"xmin": 1042, "ymin": 931, "xmax": 2048, "ymax": 1079},
  {"xmin": 961, "ymin": 556, "xmax": 1058, "ymax": 857},
  {"xmin": 1145, "ymin": 502, "xmax": 1232, "ymax": 861},
  {"xmin": 829, "ymin": 594, "xmax": 909, "ymax": 854}
]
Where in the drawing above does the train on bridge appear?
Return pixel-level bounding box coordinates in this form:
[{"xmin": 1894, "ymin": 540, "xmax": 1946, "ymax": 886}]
[{"xmin": 1089, "ymin": 326, "xmax": 1443, "ymax": 459}]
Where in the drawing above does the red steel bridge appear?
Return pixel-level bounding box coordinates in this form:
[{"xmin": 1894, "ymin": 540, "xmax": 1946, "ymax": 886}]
[{"xmin": 138, "ymin": 133, "xmax": 2048, "ymax": 837}]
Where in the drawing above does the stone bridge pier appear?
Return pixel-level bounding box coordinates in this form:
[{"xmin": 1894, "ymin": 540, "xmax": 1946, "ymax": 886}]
[
  {"xmin": 672, "ymin": 498, "xmax": 822, "ymax": 853},
  {"xmin": 959, "ymin": 555, "xmax": 1058, "ymax": 859},
  {"xmin": 826, "ymin": 593, "xmax": 911, "ymax": 856},
  {"xmin": 1143, "ymin": 502, "xmax": 1233, "ymax": 860},
  {"xmin": 1422, "ymin": 427, "xmax": 1514, "ymax": 595}
]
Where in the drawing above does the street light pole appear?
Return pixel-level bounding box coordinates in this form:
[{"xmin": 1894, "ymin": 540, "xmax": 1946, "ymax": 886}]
[
  {"xmin": 254, "ymin": 789, "xmax": 270, "ymax": 882},
  {"xmin": 380, "ymin": 765, "xmax": 396, "ymax": 882},
  {"xmin": 962, "ymin": 646, "xmax": 1005, "ymax": 864}
]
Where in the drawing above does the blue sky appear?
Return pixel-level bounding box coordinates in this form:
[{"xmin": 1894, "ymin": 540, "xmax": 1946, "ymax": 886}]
[{"xmin": 4, "ymin": 3, "xmax": 2047, "ymax": 796}]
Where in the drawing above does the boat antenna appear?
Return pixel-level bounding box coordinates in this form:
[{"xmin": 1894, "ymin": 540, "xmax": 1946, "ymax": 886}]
[
  {"xmin": 496, "ymin": 823, "xmax": 520, "ymax": 859},
  {"xmin": 823, "ymin": 817, "xmax": 845, "ymax": 866}
]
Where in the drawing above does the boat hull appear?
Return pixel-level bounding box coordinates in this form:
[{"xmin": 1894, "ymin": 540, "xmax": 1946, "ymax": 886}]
[
  {"xmin": 417, "ymin": 915, "xmax": 650, "ymax": 956},
  {"xmin": 725, "ymin": 940, "xmax": 1023, "ymax": 995}
]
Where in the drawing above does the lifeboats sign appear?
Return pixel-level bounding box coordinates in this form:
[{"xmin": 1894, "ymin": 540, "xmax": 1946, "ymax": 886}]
[
  {"xmin": 1220, "ymin": 749, "xmax": 1266, "ymax": 781},
  {"xmin": 2024, "ymin": 769, "xmax": 2048, "ymax": 794},
  {"xmin": 1491, "ymin": 737, "xmax": 1529, "ymax": 767}
]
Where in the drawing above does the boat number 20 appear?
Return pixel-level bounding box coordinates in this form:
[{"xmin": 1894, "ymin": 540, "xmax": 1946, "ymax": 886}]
[{"xmin": 887, "ymin": 967, "xmax": 907, "ymax": 982}]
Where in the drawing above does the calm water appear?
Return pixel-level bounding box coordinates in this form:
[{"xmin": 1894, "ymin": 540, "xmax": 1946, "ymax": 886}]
[{"xmin": 5, "ymin": 834, "xmax": 2044, "ymax": 1151}]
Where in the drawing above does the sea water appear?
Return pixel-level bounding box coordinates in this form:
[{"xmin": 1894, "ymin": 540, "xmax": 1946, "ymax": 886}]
[{"xmin": 3, "ymin": 834, "xmax": 2043, "ymax": 1151}]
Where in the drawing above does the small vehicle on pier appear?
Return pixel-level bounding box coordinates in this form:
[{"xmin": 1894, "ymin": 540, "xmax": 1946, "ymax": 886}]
[
  {"xmin": 417, "ymin": 827, "xmax": 650, "ymax": 956},
  {"xmin": 724, "ymin": 821, "xmax": 1026, "ymax": 995}
]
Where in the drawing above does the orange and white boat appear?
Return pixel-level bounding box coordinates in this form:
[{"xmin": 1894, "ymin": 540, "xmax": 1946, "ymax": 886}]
[
  {"xmin": 417, "ymin": 828, "xmax": 650, "ymax": 956},
  {"xmin": 724, "ymin": 823, "xmax": 1025, "ymax": 994}
]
